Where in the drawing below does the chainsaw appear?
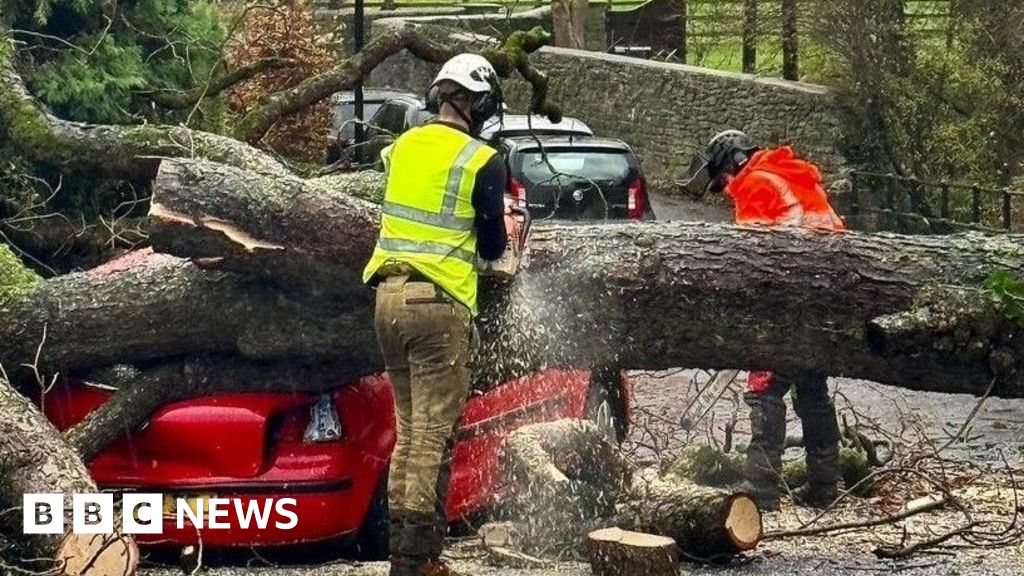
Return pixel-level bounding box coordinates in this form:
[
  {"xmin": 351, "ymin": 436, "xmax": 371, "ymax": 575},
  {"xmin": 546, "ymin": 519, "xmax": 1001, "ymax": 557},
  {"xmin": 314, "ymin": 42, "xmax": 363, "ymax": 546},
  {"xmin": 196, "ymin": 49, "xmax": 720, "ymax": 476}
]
[
  {"xmin": 477, "ymin": 205, "xmax": 531, "ymax": 281},
  {"xmin": 679, "ymin": 369, "xmax": 741, "ymax": 430}
]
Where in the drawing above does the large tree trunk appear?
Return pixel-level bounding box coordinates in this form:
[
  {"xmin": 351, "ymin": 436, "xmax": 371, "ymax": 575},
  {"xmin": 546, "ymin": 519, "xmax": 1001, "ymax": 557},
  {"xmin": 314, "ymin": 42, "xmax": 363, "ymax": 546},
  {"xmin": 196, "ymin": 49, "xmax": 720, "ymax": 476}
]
[
  {"xmin": 552, "ymin": 0, "xmax": 588, "ymax": 49},
  {"xmin": 0, "ymin": 249, "xmax": 378, "ymax": 378},
  {"xmin": 147, "ymin": 159, "xmax": 1024, "ymax": 398},
  {"xmin": 0, "ymin": 376, "xmax": 138, "ymax": 574}
]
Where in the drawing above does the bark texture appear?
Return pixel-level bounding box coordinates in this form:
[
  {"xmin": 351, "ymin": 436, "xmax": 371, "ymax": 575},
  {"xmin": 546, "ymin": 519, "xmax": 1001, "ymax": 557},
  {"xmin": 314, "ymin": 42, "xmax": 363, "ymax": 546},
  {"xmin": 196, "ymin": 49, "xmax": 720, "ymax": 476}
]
[
  {"xmin": 0, "ymin": 375, "xmax": 138, "ymax": 573},
  {"xmin": 552, "ymin": 0, "xmax": 588, "ymax": 49},
  {"xmin": 148, "ymin": 159, "xmax": 1024, "ymax": 397},
  {"xmin": 625, "ymin": 468, "xmax": 762, "ymax": 558},
  {"xmin": 0, "ymin": 249, "xmax": 378, "ymax": 377},
  {"xmin": 501, "ymin": 420, "xmax": 762, "ymax": 558}
]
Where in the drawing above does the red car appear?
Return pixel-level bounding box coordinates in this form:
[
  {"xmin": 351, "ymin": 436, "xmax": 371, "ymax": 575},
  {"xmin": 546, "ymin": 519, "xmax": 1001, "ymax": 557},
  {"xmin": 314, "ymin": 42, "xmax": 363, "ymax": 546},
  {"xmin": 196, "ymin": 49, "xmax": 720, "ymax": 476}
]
[{"xmin": 44, "ymin": 368, "xmax": 629, "ymax": 555}]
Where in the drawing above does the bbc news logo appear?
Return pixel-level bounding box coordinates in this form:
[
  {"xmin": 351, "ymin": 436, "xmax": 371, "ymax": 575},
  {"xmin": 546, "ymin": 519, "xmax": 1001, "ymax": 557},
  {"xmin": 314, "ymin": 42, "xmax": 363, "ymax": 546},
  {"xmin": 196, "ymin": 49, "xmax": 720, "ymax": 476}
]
[{"xmin": 23, "ymin": 494, "xmax": 298, "ymax": 534}]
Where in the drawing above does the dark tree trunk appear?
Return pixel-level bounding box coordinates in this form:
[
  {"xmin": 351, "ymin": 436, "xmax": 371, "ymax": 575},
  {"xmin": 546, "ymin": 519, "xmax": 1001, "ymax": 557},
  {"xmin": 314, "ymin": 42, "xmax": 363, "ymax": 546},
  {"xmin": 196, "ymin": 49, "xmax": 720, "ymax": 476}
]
[
  {"xmin": 0, "ymin": 249, "xmax": 379, "ymax": 378},
  {"xmin": 781, "ymin": 0, "xmax": 799, "ymax": 80},
  {"xmin": 0, "ymin": 376, "xmax": 138, "ymax": 574},
  {"xmin": 147, "ymin": 159, "xmax": 1024, "ymax": 398},
  {"xmin": 742, "ymin": 0, "xmax": 758, "ymax": 74}
]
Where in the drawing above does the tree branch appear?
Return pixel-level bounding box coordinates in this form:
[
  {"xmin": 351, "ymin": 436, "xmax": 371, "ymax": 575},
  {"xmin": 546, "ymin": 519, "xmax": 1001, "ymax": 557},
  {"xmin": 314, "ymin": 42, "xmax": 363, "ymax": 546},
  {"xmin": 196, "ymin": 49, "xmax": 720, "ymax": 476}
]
[
  {"xmin": 139, "ymin": 57, "xmax": 295, "ymax": 110},
  {"xmin": 1, "ymin": 34, "xmax": 289, "ymax": 180},
  {"xmin": 233, "ymin": 23, "xmax": 560, "ymax": 143}
]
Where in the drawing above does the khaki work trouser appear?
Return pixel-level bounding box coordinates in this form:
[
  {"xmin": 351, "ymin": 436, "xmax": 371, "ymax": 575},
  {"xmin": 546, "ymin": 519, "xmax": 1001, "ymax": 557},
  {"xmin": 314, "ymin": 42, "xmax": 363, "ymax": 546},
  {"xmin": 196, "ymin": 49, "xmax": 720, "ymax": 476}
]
[{"xmin": 373, "ymin": 274, "xmax": 475, "ymax": 562}]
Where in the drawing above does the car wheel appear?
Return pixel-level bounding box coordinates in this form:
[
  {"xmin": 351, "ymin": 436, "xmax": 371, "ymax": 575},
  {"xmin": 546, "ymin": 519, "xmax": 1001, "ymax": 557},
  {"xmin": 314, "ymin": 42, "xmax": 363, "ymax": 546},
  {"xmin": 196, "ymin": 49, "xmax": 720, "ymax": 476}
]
[
  {"xmin": 585, "ymin": 367, "xmax": 628, "ymax": 444},
  {"xmin": 353, "ymin": 472, "xmax": 390, "ymax": 560}
]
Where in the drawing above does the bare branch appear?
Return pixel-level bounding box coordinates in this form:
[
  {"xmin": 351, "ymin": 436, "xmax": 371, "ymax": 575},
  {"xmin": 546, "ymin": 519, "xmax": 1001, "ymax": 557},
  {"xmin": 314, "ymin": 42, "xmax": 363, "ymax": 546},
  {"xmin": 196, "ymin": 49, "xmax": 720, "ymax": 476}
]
[{"xmin": 139, "ymin": 57, "xmax": 295, "ymax": 110}]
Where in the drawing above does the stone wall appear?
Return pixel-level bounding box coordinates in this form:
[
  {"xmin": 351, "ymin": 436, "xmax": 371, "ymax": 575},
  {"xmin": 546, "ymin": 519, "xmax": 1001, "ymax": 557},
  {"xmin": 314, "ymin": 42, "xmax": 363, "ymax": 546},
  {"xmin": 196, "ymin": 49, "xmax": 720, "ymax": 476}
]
[{"xmin": 370, "ymin": 42, "xmax": 846, "ymax": 196}]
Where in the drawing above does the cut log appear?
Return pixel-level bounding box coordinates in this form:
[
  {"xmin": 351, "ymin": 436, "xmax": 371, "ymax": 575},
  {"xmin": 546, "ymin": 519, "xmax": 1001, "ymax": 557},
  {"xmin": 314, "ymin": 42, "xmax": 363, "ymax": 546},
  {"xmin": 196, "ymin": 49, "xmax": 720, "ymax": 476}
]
[
  {"xmin": 0, "ymin": 375, "xmax": 138, "ymax": 574},
  {"xmin": 585, "ymin": 527, "xmax": 679, "ymax": 576},
  {"xmin": 626, "ymin": 468, "xmax": 762, "ymax": 558},
  {"xmin": 148, "ymin": 158, "xmax": 1024, "ymax": 397},
  {"xmin": 501, "ymin": 420, "xmax": 761, "ymax": 558}
]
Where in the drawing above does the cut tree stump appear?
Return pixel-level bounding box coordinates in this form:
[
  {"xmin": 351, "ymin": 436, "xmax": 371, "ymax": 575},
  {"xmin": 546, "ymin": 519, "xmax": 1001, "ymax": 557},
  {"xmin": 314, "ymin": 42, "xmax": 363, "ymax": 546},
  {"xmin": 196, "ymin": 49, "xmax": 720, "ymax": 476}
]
[
  {"xmin": 58, "ymin": 532, "xmax": 139, "ymax": 576},
  {"xmin": 585, "ymin": 527, "xmax": 679, "ymax": 576}
]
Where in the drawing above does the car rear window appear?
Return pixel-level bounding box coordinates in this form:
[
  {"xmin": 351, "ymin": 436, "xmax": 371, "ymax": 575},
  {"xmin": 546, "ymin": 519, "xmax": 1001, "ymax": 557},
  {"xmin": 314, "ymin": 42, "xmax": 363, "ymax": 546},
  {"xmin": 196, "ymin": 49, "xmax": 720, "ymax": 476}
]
[{"xmin": 516, "ymin": 149, "xmax": 632, "ymax": 185}]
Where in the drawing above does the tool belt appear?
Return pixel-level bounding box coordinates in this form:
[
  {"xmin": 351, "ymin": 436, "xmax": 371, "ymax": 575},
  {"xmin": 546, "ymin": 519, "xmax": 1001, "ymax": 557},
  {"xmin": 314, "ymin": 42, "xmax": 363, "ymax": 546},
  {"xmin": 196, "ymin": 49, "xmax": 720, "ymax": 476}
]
[
  {"xmin": 375, "ymin": 262, "xmax": 450, "ymax": 300},
  {"xmin": 377, "ymin": 262, "xmax": 429, "ymax": 283}
]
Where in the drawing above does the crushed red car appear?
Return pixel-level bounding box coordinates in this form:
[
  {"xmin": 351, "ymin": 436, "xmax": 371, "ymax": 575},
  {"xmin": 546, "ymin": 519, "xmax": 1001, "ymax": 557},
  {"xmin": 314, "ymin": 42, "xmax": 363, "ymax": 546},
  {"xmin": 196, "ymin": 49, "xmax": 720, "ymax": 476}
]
[{"xmin": 44, "ymin": 368, "xmax": 629, "ymax": 555}]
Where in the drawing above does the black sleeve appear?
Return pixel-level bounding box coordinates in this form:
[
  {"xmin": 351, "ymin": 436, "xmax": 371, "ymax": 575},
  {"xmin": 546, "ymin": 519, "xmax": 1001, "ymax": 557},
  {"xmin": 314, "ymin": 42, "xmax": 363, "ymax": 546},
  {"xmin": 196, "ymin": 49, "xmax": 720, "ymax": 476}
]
[{"xmin": 472, "ymin": 153, "xmax": 508, "ymax": 261}]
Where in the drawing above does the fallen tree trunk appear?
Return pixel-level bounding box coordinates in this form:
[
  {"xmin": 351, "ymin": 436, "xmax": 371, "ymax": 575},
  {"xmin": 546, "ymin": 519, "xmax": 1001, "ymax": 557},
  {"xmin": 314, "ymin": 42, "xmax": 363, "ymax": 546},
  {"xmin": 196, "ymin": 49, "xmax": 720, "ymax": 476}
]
[
  {"xmin": 625, "ymin": 468, "xmax": 762, "ymax": 558},
  {"xmin": 0, "ymin": 249, "xmax": 379, "ymax": 378},
  {"xmin": 148, "ymin": 159, "xmax": 1024, "ymax": 397},
  {"xmin": 0, "ymin": 375, "xmax": 138, "ymax": 575}
]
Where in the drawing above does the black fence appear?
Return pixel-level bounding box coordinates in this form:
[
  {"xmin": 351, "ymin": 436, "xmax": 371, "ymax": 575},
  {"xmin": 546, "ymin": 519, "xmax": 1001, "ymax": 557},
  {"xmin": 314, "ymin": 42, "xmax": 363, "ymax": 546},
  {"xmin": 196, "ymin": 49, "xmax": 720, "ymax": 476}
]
[{"xmin": 847, "ymin": 171, "xmax": 1024, "ymax": 234}]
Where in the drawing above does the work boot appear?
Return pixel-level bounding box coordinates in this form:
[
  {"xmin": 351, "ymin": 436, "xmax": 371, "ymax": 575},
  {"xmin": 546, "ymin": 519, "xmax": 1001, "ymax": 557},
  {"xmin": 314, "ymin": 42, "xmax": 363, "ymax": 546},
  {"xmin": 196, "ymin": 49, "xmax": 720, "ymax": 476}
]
[
  {"xmin": 388, "ymin": 509, "xmax": 407, "ymax": 567},
  {"xmin": 793, "ymin": 445, "xmax": 841, "ymax": 508},
  {"xmin": 735, "ymin": 392, "xmax": 787, "ymax": 511},
  {"xmin": 792, "ymin": 375, "xmax": 842, "ymax": 509}
]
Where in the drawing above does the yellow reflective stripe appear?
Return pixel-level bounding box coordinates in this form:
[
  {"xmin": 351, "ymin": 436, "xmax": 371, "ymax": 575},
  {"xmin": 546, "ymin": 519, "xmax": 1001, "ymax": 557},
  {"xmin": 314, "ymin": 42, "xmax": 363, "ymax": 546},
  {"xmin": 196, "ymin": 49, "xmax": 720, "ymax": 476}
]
[
  {"xmin": 382, "ymin": 202, "xmax": 475, "ymax": 230},
  {"xmin": 376, "ymin": 237, "xmax": 476, "ymax": 264},
  {"xmin": 443, "ymin": 139, "xmax": 485, "ymax": 214}
]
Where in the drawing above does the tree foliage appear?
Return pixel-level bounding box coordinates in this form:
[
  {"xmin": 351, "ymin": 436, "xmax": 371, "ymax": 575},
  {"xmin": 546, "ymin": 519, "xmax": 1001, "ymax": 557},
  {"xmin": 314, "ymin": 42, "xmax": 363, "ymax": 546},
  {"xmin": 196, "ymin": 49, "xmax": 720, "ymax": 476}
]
[
  {"xmin": 2, "ymin": 0, "xmax": 226, "ymax": 125},
  {"xmin": 811, "ymin": 0, "xmax": 1024, "ymax": 188},
  {"xmin": 224, "ymin": 0, "xmax": 337, "ymax": 163}
]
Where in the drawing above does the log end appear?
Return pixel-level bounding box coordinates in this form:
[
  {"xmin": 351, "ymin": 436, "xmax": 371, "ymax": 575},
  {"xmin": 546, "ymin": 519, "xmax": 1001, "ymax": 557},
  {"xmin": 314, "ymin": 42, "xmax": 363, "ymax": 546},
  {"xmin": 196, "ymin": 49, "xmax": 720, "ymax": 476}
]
[
  {"xmin": 585, "ymin": 527, "xmax": 679, "ymax": 576},
  {"xmin": 58, "ymin": 532, "xmax": 138, "ymax": 576},
  {"xmin": 724, "ymin": 495, "xmax": 763, "ymax": 551}
]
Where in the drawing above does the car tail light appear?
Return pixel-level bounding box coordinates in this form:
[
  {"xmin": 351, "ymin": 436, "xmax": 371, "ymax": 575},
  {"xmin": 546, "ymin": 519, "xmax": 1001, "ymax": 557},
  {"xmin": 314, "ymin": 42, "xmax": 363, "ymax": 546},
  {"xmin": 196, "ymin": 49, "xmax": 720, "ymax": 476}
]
[
  {"xmin": 304, "ymin": 394, "xmax": 343, "ymax": 443},
  {"xmin": 628, "ymin": 178, "xmax": 647, "ymax": 219},
  {"xmin": 508, "ymin": 178, "xmax": 527, "ymax": 207}
]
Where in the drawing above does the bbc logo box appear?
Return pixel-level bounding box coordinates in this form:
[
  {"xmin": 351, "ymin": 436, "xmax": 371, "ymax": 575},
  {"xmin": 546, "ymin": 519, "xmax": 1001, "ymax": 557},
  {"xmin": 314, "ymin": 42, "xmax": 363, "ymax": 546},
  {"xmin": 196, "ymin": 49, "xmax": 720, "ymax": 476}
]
[{"xmin": 23, "ymin": 493, "xmax": 298, "ymax": 535}]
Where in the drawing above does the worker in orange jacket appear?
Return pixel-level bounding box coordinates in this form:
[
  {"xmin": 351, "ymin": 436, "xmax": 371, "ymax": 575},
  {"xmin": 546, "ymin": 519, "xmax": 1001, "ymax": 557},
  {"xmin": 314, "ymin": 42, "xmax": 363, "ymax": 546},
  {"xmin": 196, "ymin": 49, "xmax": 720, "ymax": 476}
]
[{"xmin": 680, "ymin": 130, "xmax": 844, "ymax": 510}]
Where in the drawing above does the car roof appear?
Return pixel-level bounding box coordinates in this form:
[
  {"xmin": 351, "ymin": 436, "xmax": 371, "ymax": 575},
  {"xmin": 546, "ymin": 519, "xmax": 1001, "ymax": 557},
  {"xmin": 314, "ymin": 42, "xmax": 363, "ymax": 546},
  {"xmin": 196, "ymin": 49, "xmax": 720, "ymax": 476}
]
[
  {"xmin": 480, "ymin": 114, "xmax": 592, "ymax": 139},
  {"xmin": 331, "ymin": 89, "xmax": 421, "ymax": 105},
  {"xmin": 502, "ymin": 135, "xmax": 635, "ymax": 152}
]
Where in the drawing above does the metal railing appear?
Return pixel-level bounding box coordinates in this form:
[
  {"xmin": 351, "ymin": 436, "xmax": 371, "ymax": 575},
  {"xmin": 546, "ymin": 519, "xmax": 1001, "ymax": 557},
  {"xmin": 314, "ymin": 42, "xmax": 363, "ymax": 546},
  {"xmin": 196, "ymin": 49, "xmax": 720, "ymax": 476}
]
[{"xmin": 847, "ymin": 170, "xmax": 1024, "ymax": 234}]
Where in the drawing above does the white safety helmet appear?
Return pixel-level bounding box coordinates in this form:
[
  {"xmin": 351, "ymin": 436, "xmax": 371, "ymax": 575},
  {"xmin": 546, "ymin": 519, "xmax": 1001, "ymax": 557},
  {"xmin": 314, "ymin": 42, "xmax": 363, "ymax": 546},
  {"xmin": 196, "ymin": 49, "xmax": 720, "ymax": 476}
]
[{"xmin": 430, "ymin": 53, "xmax": 498, "ymax": 94}]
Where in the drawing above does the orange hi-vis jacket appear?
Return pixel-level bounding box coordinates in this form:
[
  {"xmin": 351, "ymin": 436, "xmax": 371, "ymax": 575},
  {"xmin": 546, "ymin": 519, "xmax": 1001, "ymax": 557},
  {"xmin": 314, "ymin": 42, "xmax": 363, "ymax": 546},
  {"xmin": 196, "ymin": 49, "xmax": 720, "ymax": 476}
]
[
  {"xmin": 730, "ymin": 147, "xmax": 845, "ymax": 394},
  {"xmin": 725, "ymin": 146, "xmax": 845, "ymax": 231}
]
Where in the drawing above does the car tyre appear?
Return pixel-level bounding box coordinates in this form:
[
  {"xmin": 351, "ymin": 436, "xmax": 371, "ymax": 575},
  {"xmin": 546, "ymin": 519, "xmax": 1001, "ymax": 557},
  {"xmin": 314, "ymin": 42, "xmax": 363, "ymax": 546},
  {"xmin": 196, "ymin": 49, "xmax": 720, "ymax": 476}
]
[{"xmin": 353, "ymin": 472, "xmax": 390, "ymax": 561}]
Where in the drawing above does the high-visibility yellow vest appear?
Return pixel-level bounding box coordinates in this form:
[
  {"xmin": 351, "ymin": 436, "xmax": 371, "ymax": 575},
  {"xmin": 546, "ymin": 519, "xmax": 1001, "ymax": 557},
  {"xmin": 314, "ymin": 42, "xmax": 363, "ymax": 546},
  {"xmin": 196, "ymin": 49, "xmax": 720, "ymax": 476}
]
[{"xmin": 362, "ymin": 123, "xmax": 497, "ymax": 314}]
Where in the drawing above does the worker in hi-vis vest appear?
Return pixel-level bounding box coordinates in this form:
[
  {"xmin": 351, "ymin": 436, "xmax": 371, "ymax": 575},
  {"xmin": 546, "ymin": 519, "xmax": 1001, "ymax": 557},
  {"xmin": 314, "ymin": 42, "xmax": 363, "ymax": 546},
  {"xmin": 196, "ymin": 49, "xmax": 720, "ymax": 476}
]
[{"xmin": 362, "ymin": 53, "xmax": 514, "ymax": 576}]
